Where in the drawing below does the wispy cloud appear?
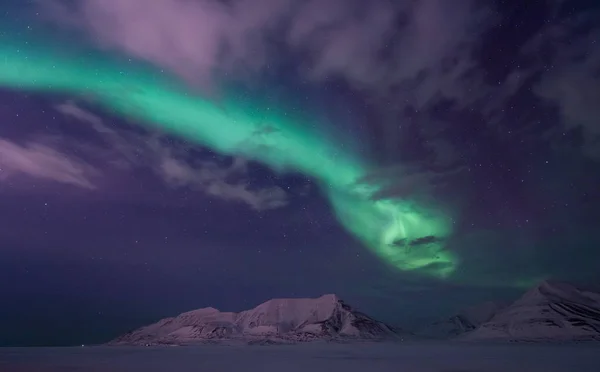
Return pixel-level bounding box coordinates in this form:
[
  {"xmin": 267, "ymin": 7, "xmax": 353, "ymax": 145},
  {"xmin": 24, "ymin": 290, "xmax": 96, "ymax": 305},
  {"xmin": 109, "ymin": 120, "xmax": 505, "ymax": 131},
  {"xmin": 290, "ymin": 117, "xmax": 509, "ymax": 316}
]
[
  {"xmin": 0, "ymin": 138, "xmax": 97, "ymax": 189},
  {"xmin": 528, "ymin": 16, "xmax": 600, "ymax": 160},
  {"xmin": 57, "ymin": 100, "xmax": 151, "ymax": 166},
  {"xmin": 54, "ymin": 101, "xmax": 290, "ymax": 210},
  {"xmin": 159, "ymin": 156, "xmax": 288, "ymax": 211},
  {"xmin": 56, "ymin": 101, "xmax": 104, "ymax": 129},
  {"xmin": 474, "ymin": 8, "xmax": 600, "ymax": 160}
]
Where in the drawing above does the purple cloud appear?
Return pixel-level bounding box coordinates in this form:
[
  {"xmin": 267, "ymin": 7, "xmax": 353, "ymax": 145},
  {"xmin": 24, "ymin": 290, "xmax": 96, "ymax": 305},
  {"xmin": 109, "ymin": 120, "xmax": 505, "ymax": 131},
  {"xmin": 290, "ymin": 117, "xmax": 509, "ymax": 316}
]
[
  {"xmin": 41, "ymin": 0, "xmax": 493, "ymax": 108},
  {"xmin": 0, "ymin": 138, "xmax": 97, "ymax": 189},
  {"xmin": 41, "ymin": 0, "xmax": 293, "ymax": 88}
]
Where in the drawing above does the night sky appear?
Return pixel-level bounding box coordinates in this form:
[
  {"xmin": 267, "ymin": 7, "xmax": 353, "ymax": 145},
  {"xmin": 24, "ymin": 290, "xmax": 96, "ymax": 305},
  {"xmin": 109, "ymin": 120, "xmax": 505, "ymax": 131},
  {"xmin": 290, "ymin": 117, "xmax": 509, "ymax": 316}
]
[{"xmin": 1, "ymin": 0, "xmax": 599, "ymax": 346}]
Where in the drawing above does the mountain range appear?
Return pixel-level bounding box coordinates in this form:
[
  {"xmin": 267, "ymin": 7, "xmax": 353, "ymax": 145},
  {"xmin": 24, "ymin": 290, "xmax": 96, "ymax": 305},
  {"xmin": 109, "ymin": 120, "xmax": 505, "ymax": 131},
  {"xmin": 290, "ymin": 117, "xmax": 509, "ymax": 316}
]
[
  {"xmin": 111, "ymin": 294, "xmax": 403, "ymax": 345},
  {"xmin": 111, "ymin": 281, "xmax": 600, "ymax": 345}
]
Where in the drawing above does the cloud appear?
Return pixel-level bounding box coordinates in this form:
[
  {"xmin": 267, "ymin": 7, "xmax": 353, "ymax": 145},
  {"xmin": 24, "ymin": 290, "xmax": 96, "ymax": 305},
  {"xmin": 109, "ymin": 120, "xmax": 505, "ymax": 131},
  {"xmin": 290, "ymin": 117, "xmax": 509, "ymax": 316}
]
[
  {"xmin": 451, "ymin": 6, "xmax": 600, "ymax": 161},
  {"xmin": 527, "ymin": 16, "xmax": 600, "ymax": 160},
  {"xmin": 39, "ymin": 0, "xmax": 498, "ymax": 181},
  {"xmin": 40, "ymin": 0, "xmax": 293, "ymax": 88},
  {"xmin": 41, "ymin": 0, "xmax": 493, "ymax": 106},
  {"xmin": 294, "ymin": 0, "xmax": 492, "ymax": 108},
  {"xmin": 0, "ymin": 138, "xmax": 97, "ymax": 189},
  {"xmin": 56, "ymin": 101, "xmax": 104, "ymax": 129},
  {"xmin": 159, "ymin": 156, "xmax": 288, "ymax": 211},
  {"xmin": 56, "ymin": 100, "xmax": 155, "ymax": 166},
  {"xmin": 55, "ymin": 102, "xmax": 290, "ymax": 210}
]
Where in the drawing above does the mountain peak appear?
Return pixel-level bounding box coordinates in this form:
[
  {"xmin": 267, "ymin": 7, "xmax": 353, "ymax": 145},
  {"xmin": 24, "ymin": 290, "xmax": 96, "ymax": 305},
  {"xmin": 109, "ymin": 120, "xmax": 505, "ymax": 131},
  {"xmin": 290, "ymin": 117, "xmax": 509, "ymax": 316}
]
[
  {"xmin": 258, "ymin": 293, "xmax": 342, "ymax": 306},
  {"xmin": 319, "ymin": 293, "xmax": 342, "ymax": 302},
  {"xmin": 179, "ymin": 307, "xmax": 220, "ymax": 316},
  {"xmin": 516, "ymin": 280, "xmax": 596, "ymax": 307},
  {"xmin": 536, "ymin": 280, "xmax": 577, "ymax": 292}
]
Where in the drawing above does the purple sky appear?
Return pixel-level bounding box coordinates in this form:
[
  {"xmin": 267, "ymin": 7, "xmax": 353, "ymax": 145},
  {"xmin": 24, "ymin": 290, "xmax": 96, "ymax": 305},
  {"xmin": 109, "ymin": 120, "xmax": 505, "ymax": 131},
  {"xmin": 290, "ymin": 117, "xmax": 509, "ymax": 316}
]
[{"xmin": 1, "ymin": 0, "xmax": 600, "ymax": 346}]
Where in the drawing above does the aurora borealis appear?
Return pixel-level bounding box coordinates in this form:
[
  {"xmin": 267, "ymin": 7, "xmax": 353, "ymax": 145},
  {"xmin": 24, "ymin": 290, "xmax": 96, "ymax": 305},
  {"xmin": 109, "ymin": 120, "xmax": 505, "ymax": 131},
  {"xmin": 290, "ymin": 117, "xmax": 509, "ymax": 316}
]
[
  {"xmin": 0, "ymin": 33, "xmax": 456, "ymax": 278},
  {"xmin": 2, "ymin": 0, "xmax": 600, "ymax": 347}
]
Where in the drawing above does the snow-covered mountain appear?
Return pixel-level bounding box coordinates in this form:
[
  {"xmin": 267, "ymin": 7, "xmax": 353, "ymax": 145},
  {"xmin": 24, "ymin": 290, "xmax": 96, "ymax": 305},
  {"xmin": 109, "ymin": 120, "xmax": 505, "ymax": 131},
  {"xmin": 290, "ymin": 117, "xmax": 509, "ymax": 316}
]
[
  {"xmin": 111, "ymin": 294, "xmax": 403, "ymax": 345},
  {"xmin": 464, "ymin": 281, "xmax": 600, "ymax": 341},
  {"xmin": 419, "ymin": 301, "xmax": 505, "ymax": 338}
]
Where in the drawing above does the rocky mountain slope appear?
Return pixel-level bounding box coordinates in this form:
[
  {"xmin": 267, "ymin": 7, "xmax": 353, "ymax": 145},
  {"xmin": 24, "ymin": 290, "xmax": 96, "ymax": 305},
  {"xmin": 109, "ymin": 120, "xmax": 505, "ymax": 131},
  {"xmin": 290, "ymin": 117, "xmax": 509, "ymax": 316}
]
[
  {"xmin": 111, "ymin": 294, "xmax": 403, "ymax": 345},
  {"xmin": 464, "ymin": 281, "xmax": 600, "ymax": 341},
  {"xmin": 419, "ymin": 301, "xmax": 505, "ymax": 338}
]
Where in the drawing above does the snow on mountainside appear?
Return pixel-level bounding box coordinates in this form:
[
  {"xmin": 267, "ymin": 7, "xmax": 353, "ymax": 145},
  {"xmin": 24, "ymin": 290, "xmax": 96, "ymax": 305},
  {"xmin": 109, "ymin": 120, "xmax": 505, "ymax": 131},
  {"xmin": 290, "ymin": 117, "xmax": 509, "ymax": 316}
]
[
  {"xmin": 464, "ymin": 281, "xmax": 600, "ymax": 341},
  {"xmin": 111, "ymin": 294, "xmax": 403, "ymax": 345},
  {"xmin": 419, "ymin": 301, "xmax": 504, "ymax": 338}
]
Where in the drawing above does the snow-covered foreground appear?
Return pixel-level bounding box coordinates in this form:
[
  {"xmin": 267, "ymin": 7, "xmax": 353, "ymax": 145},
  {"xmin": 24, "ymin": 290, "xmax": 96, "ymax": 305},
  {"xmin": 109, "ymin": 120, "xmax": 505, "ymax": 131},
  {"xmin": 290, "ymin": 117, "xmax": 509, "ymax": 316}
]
[{"xmin": 1, "ymin": 342, "xmax": 599, "ymax": 372}]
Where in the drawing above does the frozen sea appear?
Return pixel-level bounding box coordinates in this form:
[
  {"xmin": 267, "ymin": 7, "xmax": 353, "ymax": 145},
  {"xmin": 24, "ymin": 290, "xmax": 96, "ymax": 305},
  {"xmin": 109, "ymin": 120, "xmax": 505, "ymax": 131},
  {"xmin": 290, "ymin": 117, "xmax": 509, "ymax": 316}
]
[{"xmin": 1, "ymin": 342, "xmax": 599, "ymax": 372}]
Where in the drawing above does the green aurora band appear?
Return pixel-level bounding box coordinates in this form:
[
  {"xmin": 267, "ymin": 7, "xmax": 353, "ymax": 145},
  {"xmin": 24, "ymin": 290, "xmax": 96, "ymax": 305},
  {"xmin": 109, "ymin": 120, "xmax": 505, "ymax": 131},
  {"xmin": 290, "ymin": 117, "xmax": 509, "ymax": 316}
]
[{"xmin": 0, "ymin": 36, "xmax": 457, "ymax": 278}]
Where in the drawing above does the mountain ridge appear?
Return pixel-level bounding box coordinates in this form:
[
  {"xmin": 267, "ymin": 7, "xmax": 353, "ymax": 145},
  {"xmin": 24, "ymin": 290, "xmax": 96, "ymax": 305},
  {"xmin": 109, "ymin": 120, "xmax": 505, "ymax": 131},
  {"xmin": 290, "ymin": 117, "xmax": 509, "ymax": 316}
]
[
  {"xmin": 110, "ymin": 294, "xmax": 405, "ymax": 345},
  {"xmin": 112, "ymin": 281, "xmax": 600, "ymax": 345},
  {"xmin": 462, "ymin": 280, "xmax": 600, "ymax": 341}
]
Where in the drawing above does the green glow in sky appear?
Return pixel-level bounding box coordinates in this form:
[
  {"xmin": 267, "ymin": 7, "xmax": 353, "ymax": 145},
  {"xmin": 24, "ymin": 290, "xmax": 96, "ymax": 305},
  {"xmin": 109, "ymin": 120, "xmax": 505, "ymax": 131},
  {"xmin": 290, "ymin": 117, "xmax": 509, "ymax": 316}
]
[{"xmin": 0, "ymin": 37, "xmax": 457, "ymax": 278}]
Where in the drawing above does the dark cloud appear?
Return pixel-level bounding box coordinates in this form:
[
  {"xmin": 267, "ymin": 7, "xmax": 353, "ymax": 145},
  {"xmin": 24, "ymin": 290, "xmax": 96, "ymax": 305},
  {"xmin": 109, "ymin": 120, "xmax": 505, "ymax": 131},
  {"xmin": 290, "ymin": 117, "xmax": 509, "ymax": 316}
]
[
  {"xmin": 388, "ymin": 235, "xmax": 444, "ymax": 249},
  {"xmin": 409, "ymin": 235, "xmax": 443, "ymax": 246},
  {"xmin": 528, "ymin": 16, "xmax": 600, "ymax": 159},
  {"xmin": 468, "ymin": 4, "xmax": 600, "ymax": 161}
]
